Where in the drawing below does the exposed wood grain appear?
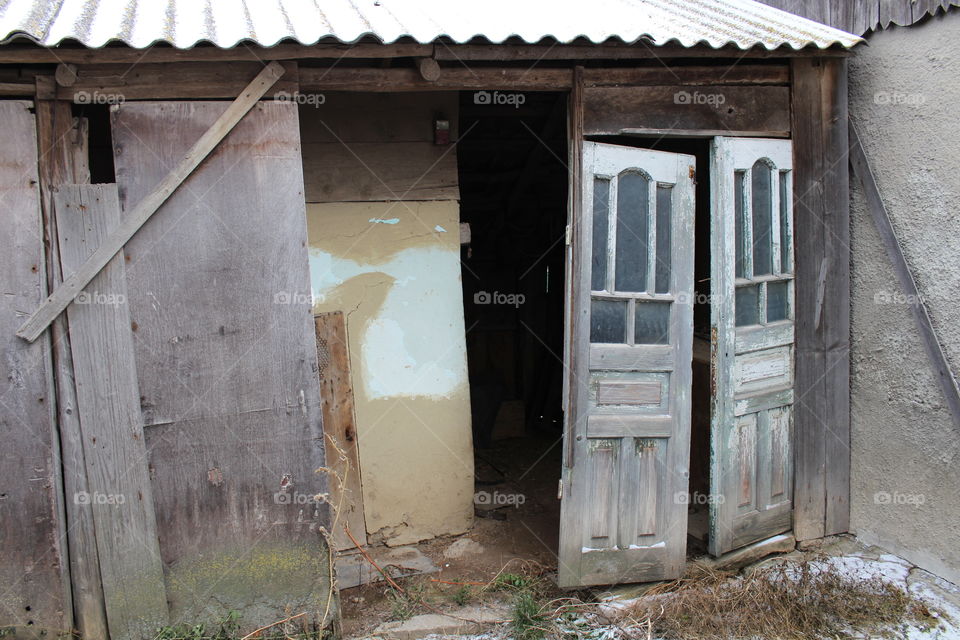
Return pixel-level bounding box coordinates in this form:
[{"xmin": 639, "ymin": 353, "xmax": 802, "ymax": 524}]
[
  {"xmin": 302, "ymin": 141, "xmax": 459, "ymax": 202},
  {"xmin": 596, "ymin": 381, "xmax": 662, "ymax": 405},
  {"xmin": 789, "ymin": 58, "xmax": 854, "ymax": 541},
  {"xmin": 34, "ymin": 96, "xmax": 107, "ymax": 640},
  {"xmin": 709, "ymin": 136, "xmax": 796, "ymax": 556},
  {"xmin": 111, "ymin": 100, "xmax": 330, "ymax": 628},
  {"xmin": 848, "ymin": 122, "xmax": 960, "ymax": 430},
  {"xmin": 299, "ymin": 91, "xmax": 459, "ymax": 202},
  {"xmin": 584, "ymin": 85, "xmax": 791, "ymax": 137},
  {"xmin": 0, "ymin": 42, "xmax": 851, "ymax": 66},
  {"xmin": 558, "ymin": 142, "xmax": 695, "ymax": 587},
  {"xmin": 820, "ymin": 60, "xmax": 851, "ymax": 536},
  {"xmin": 582, "ymin": 65, "xmax": 790, "ymax": 87},
  {"xmin": 56, "ymin": 184, "xmax": 169, "ymax": 639},
  {"xmin": 17, "ymin": 61, "xmax": 287, "ymax": 342},
  {"xmin": 298, "ymin": 92, "xmax": 459, "ymax": 144},
  {"xmin": 0, "ymin": 100, "xmax": 69, "ymax": 637},
  {"xmin": 315, "ymin": 312, "xmax": 367, "ymax": 551},
  {"xmin": 299, "ymin": 66, "xmax": 572, "ymax": 92},
  {"xmin": 52, "ymin": 62, "xmax": 298, "ymax": 101}
]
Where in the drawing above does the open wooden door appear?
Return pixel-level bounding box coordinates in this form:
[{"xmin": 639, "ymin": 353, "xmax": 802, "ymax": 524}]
[
  {"xmin": 559, "ymin": 142, "xmax": 696, "ymax": 587},
  {"xmin": 709, "ymin": 137, "xmax": 795, "ymax": 556}
]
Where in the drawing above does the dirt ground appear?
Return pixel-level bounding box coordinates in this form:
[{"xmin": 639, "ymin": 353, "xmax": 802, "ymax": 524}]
[{"xmin": 339, "ymin": 432, "xmax": 565, "ymax": 636}]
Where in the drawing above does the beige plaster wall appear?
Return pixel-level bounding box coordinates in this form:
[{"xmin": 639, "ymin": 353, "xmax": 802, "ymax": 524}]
[{"xmin": 306, "ymin": 201, "xmax": 473, "ymax": 545}]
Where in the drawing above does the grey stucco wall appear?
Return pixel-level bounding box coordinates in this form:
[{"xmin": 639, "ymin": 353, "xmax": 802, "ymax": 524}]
[{"xmin": 848, "ymin": 10, "xmax": 960, "ymax": 585}]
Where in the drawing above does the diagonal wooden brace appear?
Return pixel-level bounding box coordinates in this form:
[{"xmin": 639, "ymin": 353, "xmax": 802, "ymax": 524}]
[{"xmin": 17, "ymin": 61, "xmax": 286, "ymax": 342}]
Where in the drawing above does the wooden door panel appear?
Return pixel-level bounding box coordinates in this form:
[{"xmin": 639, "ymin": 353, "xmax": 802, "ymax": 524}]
[
  {"xmin": 710, "ymin": 137, "xmax": 795, "ymax": 556},
  {"xmin": 560, "ymin": 142, "xmax": 695, "ymax": 587}
]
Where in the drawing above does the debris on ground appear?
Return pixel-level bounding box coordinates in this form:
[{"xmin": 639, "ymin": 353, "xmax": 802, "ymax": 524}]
[{"xmin": 344, "ymin": 537, "xmax": 960, "ymax": 640}]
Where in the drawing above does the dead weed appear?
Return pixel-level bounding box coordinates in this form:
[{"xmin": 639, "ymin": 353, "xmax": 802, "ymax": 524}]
[{"xmin": 615, "ymin": 558, "xmax": 940, "ymax": 640}]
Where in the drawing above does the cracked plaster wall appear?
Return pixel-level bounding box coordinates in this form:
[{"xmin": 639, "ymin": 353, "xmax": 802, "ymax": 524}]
[
  {"xmin": 306, "ymin": 201, "xmax": 473, "ymax": 545},
  {"xmin": 847, "ymin": 11, "xmax": 960, "ymax": 585}
]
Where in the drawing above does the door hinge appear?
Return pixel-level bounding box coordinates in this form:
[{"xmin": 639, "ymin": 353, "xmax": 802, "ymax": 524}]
[
  {"xmin": 565, "ymin": 224, "xmax": 572, "ymax": 246},
  {"xmin": 557, "ymin": 478, "xmax": 563, "ymax": 500}
]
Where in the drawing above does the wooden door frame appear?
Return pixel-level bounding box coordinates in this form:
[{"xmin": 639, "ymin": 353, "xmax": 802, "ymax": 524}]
[{"xmin": 562, "ymin": 57, "xmax": 851, "ymax": 573}]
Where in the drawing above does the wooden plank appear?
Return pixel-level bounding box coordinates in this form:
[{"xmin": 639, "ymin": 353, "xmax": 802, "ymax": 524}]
[
  {"xmin": 315, "ymin": 312, "xmax": 367, "ymax": 551},
  {"xmin": 791, "ymin": 59, "xmax": 827, "ymax": 541},
  {"xmin": 0, "ymin": 81, "xmax": 35, "ymax": 95},
  {"xmin": 17, "ymin": 61, "xmax": 287, "ymax": 342},
  {"xmin": 0, "ymin": 42, "xmax": 851, "ymax": 66},
  {"xmin": 586, "ymin": 415, "xmax": 673, "ymax": 438},
  {"xmin": 596, "ymin": 381, "xmax": 662, "ymax": 406},
  {"xmin": 584, "ymin": 85, "xmax": 791, "ymax": 137},
  {"xmin": 582, "ymin": 65, "xmax": 790, "ymax": 87},
  {"xmin": 820, "ymin": 60, "xmax": 850, "ymax": 536},
  {"xmin": 561, "ymin": 65, "xmax": 584, "ymax": 472},
  {"xmin": 298, "ymin": 92, "xmax": 459, "ymax": 144},
  {"xmin": 34, "ymin": 96, "xmax": 107, "ymax": 640},
  {"xmin": 791, "ymin": 58, "xmax": 846, "ymax": 541},
  {"xmin": 111, "ymin": 100, "xmax": 331, "ymax": 629},
  {"xmin": 55, "ymin": 184, "xmax": 169, "ymax": 639},
  {"xmin": 51, "ymin": 62, "xmax": 298, "ymax": 101},
  {"xmin": 302, "ymin": 141, "xmax": 459, "ymax": 202},
  {"xmin": 848, "ymin": 123, "xmax": 960, "ymax": 431},
  {"xmin": 299, "ymin": 66, "xmax": 572, "ymax": 92},
  {"xmin": 0, "ymin": 100, "xmax": 69, "ymax": 637}
]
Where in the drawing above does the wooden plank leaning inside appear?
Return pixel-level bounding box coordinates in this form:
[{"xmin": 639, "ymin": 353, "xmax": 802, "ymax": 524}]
[
  {"xmin": 55, "ymin": 184, "xmax": 169, "ymax": 640},
  {"xmin": 16, "ymin": 60, "xmax": 286, "ymax": 342}
]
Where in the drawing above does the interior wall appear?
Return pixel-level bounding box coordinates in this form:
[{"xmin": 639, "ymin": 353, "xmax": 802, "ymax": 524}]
[
  {"xmin": 847, "ymin": 11, "xmax": 960, "ymax": 585},
  {"xmin": 301, "ymin": 93, "xmax": 473, "ymax": 545}
]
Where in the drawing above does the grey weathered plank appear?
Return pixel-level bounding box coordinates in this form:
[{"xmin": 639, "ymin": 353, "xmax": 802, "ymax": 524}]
[
  {"xmin": 820, "ymin": 60, "xmax": 851, "ymax": 536},
  {"xmin": 315, "ymin": 312, "xmax": 367, "ymax": 551},
  {"xmin": 17, "ymin": 61, "xmax": 286, "ymax": 342},
  {"xmin": 791, "ymin": 59, "xmax": 828, "ymax": 542},
  {"xmin": 34, "ymin": 95, "xmax": 108, "ymax": 640},
  {"xmin": 301, "ymin": 141, "xmax": 459, "ymax": 202},
  {"xmin": 789, "ymin": 58, "xmax": 852, "ymax": 540},
  {"xmin": 558, "ymin": 142, "xmax": 696, "ymax": 587},
  {"xmin": 849, "ymin": 123, "xmax": 960, "ymax": 430},
  {"xmin": 111, "ymin": 100, "xmax": 332, "ymax": 629},
  {"xmin": 583, "ymin": 85, "xmax": 791, "ymax": 137},
  {"xmin": 48, "ymin": 61, "xmax": 298, "ymax": 101},
  {"xmin": 0, "ymin": 101, "xmax": 69, "ymax": 635},
  {"xmin": 56, "ymin": 184, "xmax": 169, "ymax": 639}
]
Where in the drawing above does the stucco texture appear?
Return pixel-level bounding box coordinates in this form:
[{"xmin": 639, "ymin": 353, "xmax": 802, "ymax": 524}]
[
  {"xmin": 848, "ymin": 10, "xmax": 960, "ymax": 585},
  {"xmin": 306, "ymin": 201, "xmax": 474, "ymax": 545}
]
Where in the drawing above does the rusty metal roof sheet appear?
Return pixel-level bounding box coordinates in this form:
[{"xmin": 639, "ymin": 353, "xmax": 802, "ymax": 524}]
[{"xmin": 0, "ymin": 0, "xmax": 862, "ymax": 50}]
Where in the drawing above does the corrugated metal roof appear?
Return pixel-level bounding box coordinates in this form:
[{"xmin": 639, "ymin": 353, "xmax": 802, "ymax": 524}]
[{"xmin": 0, "ymin": 0, "xmax": 861, "ymax": 51}]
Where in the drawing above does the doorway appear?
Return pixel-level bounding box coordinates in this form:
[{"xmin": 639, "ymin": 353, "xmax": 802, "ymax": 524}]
[
  {"xmin": 457, "ymin": 90, "xmax": 568, "ymax": 562},
  {"xmin": 557, "ymin": 134, "xmax": 796, "ymax": 586}
]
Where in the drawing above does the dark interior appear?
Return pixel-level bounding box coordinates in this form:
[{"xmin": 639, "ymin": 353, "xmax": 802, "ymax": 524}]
[{"xmin": 456, "ymin": 90, "xmax": 568, "ymax": 550}]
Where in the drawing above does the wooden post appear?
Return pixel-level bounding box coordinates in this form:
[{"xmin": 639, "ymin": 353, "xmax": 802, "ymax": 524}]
[{"xmin": 790, "ymin": 58, "xmax": 851, "ymax": 540}]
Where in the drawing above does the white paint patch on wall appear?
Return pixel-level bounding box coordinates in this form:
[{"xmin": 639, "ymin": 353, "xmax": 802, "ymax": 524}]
[{"xmin": 308, "ymin": 245, "xmax": 467, "ymax": 400}]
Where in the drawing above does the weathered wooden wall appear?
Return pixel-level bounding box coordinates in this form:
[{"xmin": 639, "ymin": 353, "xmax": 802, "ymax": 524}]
[
  {"xmin": 758, "ymin": 0, "xmax": 957, "ymax": 34},
  {"xmin": 791, "ymin": 58, "xmax": 851, "ymax": 540},
  {"xmin": 0, "ymin": 101, "xmax": 70, "ymax": 638},
  {"xmin": 110, "ymin": 100, "xmax": 334, "ymax": 629},
  {"xmin": 299, "ymin": 91, "xmax": 459, "ymax": 202}
]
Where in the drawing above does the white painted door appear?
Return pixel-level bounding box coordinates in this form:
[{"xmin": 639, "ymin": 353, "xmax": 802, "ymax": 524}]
[
  {"xmin": 559, "ymin": 142, "xmax": 696, "ymax": 587},
  {"xmin": 709, "ymin": 137, "xmax": 795, "ymax": 556}
]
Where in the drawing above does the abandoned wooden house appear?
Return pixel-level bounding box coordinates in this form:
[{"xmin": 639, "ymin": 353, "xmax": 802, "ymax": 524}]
[{"xmin": 1, "ymin": 0, "xmax": 957, "ymax": 637}]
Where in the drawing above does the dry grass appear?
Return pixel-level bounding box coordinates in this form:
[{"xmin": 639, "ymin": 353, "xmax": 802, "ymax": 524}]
[{"xmin": 614, "ymin": 559, "xmax": 939, "ymax": 640}]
